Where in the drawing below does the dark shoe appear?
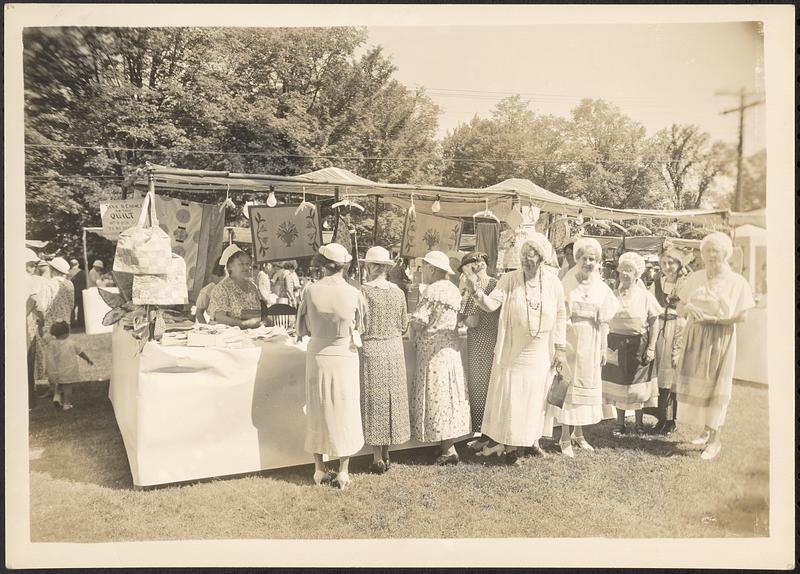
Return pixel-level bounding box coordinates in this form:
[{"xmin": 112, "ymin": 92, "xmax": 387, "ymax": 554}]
[
  {"xmin": 435, "ymin": 453, "xmax": 459, "ymax": 466},
  {"xmin": 612, "ymin": 425, "xmax": 626, "ymax": 438},
  {"xmin": 382, "ymin": 456, "xmax": 391, "ymax": 471},
  {"xmin": 652, "ymin": 421, "xmax": 666, "ymax": 435},
  {"xmin": 662, "ymin": 421, "xmax": 676, "ymax": 437},
  {"xmin": 505, "ymin": 450, "xmax": 520, "ymax": 466},
  {"xmin": 369, "ymin": 460, "xmax": 387, "ymax": 475},
  {"xmin": 634, "ymin": 425, "xmax": 645, "ymax": 436},
  {"xmin": 529, "ymin": 444, "xmax": 548, "ymax": 458}
]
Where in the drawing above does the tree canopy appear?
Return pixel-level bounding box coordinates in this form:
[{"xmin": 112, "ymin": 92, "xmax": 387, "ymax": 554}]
[{"xmin": 24, "ymin": 27, "xmax": 763, "ymax": 259}]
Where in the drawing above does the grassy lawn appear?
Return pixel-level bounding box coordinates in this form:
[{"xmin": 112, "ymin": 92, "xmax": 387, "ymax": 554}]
[{"xmin": 28, "ymin": 332, "xmax": 769, "ymax": 541}]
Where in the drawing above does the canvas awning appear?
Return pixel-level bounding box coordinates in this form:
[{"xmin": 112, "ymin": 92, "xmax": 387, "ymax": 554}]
[{"xmin": 130, "ymin": 165, "xmax": 732, "ymax": 227}]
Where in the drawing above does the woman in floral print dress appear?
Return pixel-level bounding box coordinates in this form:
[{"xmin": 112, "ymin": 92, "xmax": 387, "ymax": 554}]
[{"xmin": 409, "ymin": 251, "xmax": 471, "ymax": 465}]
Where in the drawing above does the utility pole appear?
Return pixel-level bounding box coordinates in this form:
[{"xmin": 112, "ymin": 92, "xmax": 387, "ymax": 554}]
[{"xmin": 716, "ymin": 88, "xmax": 765, "ymax": 211}]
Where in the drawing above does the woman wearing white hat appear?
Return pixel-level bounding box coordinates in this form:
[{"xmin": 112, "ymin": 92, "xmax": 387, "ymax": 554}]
[
  {"xmin": 26, "ymin": 248, "xmax": 45, "ymax": 407},
  {"xmin": 35, "ymin": 257, "xmax": 75, "ymax": 392},
  {"xmin": 409, "ymin": 250, "xmax": 470, "ymax": 465},
  {"xmin": 297, "ymin": 243, "xmax": 366, "ymax": 488},
  {"xmin": 358, "ymin": 246, "xmax": 410, "ymax": 474},
  {"xmin": 464, "ymin": 235, "xmax": 567, "ymax": 463},
  {"xmin": 207, "ymin": 245, "xmax": 262, "ymax": 329}
]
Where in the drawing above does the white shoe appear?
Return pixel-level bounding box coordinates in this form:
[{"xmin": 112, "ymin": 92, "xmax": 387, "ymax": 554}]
[
  {"xmin": 313, "ymin": 470, "xmax": 332, "ymax": 486},
  {"xmin": 332, "ymin": 472, "xmax": 351, "ymax": 490},
  {"xmin": 691, "ymin": 433, "xmax": 710, "ymax": 446},
  {"xmin": 573, "ymin": 437, "xmax": 594, "ymax": 451},
  {"xmin": 559, "ymin": 442, "xmax": 575, "ymax": 458},
  {"xmin": 700, "ymin": 442, "xmax": 722, "ymax": 460}
]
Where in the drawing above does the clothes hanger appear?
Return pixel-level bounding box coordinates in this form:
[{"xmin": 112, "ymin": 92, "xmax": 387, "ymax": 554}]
[
  {"xmin": 218, "ymin": 184, "xmax": 235, "ymax": 213},
  {"xmin": 294, "ymin": 186, "xmax": 316, "ymax": 216},
  {"xmin": 407, "ymin": 193, "xmax": 416, "ymax": 220},
  {"xmin": 331, "ymin": 187, "xmax": 365, "ymax": 212},
  {"xmin": 472, "ymin": 198, "xmax": 500, "ymax": 223}
]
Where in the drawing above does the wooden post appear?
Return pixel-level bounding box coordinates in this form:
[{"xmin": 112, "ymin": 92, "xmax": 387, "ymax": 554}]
[
  {"xmin": 372, "ymin": 195, "xmax": 380, "ymax": 245},
  {"xmin": 82, "ymin": 228, "xmax": 89, "ymax": 282}
]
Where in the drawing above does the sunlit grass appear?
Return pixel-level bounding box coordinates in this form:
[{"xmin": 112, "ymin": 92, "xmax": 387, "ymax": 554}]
[{"xmin": 28, "ymin": 333, "xmax": 768, "ymax": 541}]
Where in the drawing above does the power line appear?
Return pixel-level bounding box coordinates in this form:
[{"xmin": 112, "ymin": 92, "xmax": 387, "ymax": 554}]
[{"xmin": 24, "ymin": 143, "xmax": 673, "ymax": 165}]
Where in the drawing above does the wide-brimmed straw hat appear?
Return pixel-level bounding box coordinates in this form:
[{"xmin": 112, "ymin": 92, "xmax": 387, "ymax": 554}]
[
  {"xmin": 360, "ymin": 246, "xmax": 393, "ymax": 265},
  {"xmin": 49, "ymin": 256, "xmax": 71, "ymax": 275},
  {"xmin": 319, "ymin": 243, "xmax": 353, "ymax": 264},
  {"xmin": 25, "ymin": 248, "xmax": 40, "ymax": 264},
  {"xmin": 422, "ymin": 250, "xmax": 456, "ymax": 275}
]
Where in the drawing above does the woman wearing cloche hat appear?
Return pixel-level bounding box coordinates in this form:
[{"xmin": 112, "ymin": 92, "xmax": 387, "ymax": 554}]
[
  {"xmin": 408, "ymin": 250, "xmax": 471, "ymax": 465},
  {"xmin": 297, "ymin": 243, "xmax": 366, "ymax": 489},
  {"xmin": 357, "ymin": 246, "xmax": 411, "ymax": 474}
]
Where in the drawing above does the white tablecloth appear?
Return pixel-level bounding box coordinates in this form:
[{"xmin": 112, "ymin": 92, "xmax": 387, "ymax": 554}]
[{"xmin": 109, "ymin": 326, "xmax": 472, "ymax": 487}]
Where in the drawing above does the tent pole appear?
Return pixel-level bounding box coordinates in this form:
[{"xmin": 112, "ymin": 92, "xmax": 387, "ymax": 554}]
[
  {"xmin": 372, "ymin": 195, "xmax": 379, "ymax": 245},
  {"xmin": 82, "ymin": 228, "xmax": 89, "ymax": 281}
]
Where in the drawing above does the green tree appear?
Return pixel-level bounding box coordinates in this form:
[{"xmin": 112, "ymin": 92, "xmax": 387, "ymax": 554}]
[
  {"xmin": 565, "ymin": 99, "xmax": 665, "ymax": 209},
  {"xmin": 653, "ymin": 124, "xmax": 735, "ymax": 209},
  {"xmin": 23, "ymin": 26, "xmax": 443, "ymax": 254}
]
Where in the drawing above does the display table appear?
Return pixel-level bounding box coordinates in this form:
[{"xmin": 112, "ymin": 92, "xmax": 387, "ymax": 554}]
[
  {"xmin": 733, "ymin": 301, "xmax": 767, "ymax": 385},
  {"xmin": 109, "ymin": 326, "xmax": 472, "ymax": 487}
]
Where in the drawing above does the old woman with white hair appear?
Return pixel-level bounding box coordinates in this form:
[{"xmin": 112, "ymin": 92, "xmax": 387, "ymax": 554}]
[
  {"xmin": 464, "ymin": 234, "xmax": 567, "ymax": 464},
  {"xmin": 409, "ymin": 250, "xmax": 471, "ymax": 465},
  {"xmin": 549, "ymin": 237, "xmax": 618, "ymax": 457},
  {"xmin": 674, "ymin": 232, "xmax": 754, "ymax": 460},
  {"xmin": 602, "ymin": 251, "xmax": 662, "ymax": 436}
]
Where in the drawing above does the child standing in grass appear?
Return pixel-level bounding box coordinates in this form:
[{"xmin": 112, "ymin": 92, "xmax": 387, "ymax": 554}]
[{"xmin": 46, "ymin": 321, "xmax": 93, "ymax": 411}]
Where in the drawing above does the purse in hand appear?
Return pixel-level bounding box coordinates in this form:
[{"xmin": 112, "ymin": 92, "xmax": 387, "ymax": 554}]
[{"xmin": 546, "ymin": 369, "xmax": 569, "ymax": 409}]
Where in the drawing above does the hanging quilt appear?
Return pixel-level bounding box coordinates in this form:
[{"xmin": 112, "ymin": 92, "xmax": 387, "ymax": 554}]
[
  {"xmin": 400, "ymin": 212, "xmax": 462, "ymax": 258},
  {"xmin": 153, "ymin": 196, "xmax": 225, "ymax": 302},
  {"xmin": 249, "ymin": 204, "xmax": 322, "ymax": 264}
]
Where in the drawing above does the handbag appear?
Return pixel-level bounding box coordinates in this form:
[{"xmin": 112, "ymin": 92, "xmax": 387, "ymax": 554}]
[
  {"xmin": 132, "ymin": 253, "xmax": 189, "ymax": 305},
  {"xmin": 114, "ymin": 191, "xmax": 173, "ymax": 274},
  {"xmin": 546, "ymin": 369, "xmax": 569, "ymax": 408}
]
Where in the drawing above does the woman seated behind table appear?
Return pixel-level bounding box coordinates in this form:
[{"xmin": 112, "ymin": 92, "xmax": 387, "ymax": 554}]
[
  {"xmin": 409, "ymin": 250, "xmax": 471, "ymax": 466},
  {"xmin": 465, "ymin": 235, "xmax": 567, "ymax": 464},
  {"xmin": 296, "ymin": 243, "xmax": 366, "ymax": 489},
  {"xmin": 601, "ymin": 252, "xmax": 662, "ymax": 437},
  {"xmin": 206, "ymin": 245, "xmax": 262, "ymax": 329}
]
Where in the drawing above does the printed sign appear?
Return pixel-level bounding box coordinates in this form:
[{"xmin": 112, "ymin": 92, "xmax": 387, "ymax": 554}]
[
  {"xmin": 100, "ymin": 199, "xmax": 144, "ymax": 240},
  {"xmin": 248, "ymin": 204, "xmax": 322, "ymax": 263}
]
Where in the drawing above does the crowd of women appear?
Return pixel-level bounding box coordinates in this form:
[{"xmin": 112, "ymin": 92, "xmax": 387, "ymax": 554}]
[
  {"xmin": 287, "ymin": 230, "xmax": 754, "ymax": 489},
  {"xmin": 26, "ymin": 224, "xmax": 754, "ymax": 490}
]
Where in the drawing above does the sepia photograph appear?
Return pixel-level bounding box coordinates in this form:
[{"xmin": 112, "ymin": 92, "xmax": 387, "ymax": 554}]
[{"xmin": 4, "ymin": 3, "xmax": 794, "ymax": 569}]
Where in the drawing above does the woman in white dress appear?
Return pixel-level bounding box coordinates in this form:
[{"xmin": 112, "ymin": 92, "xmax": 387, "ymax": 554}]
[
  {"xmin": 549, "ymin": 238, "xmax": 618, "ymax": 457},
  {"xmin": 674, "ymin": 232, "xmax": 754, "ymax": 460},
  {"xmin": 465, "ymin": 235, "xmax": 567, "ymax": 464},
  {"xmin": 602, "ymin": 252, "xmax": 662, "ymax": 436},
  {"xmin": 297, "ymin": 243, "xmax": 366, "ymax": 488}
]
